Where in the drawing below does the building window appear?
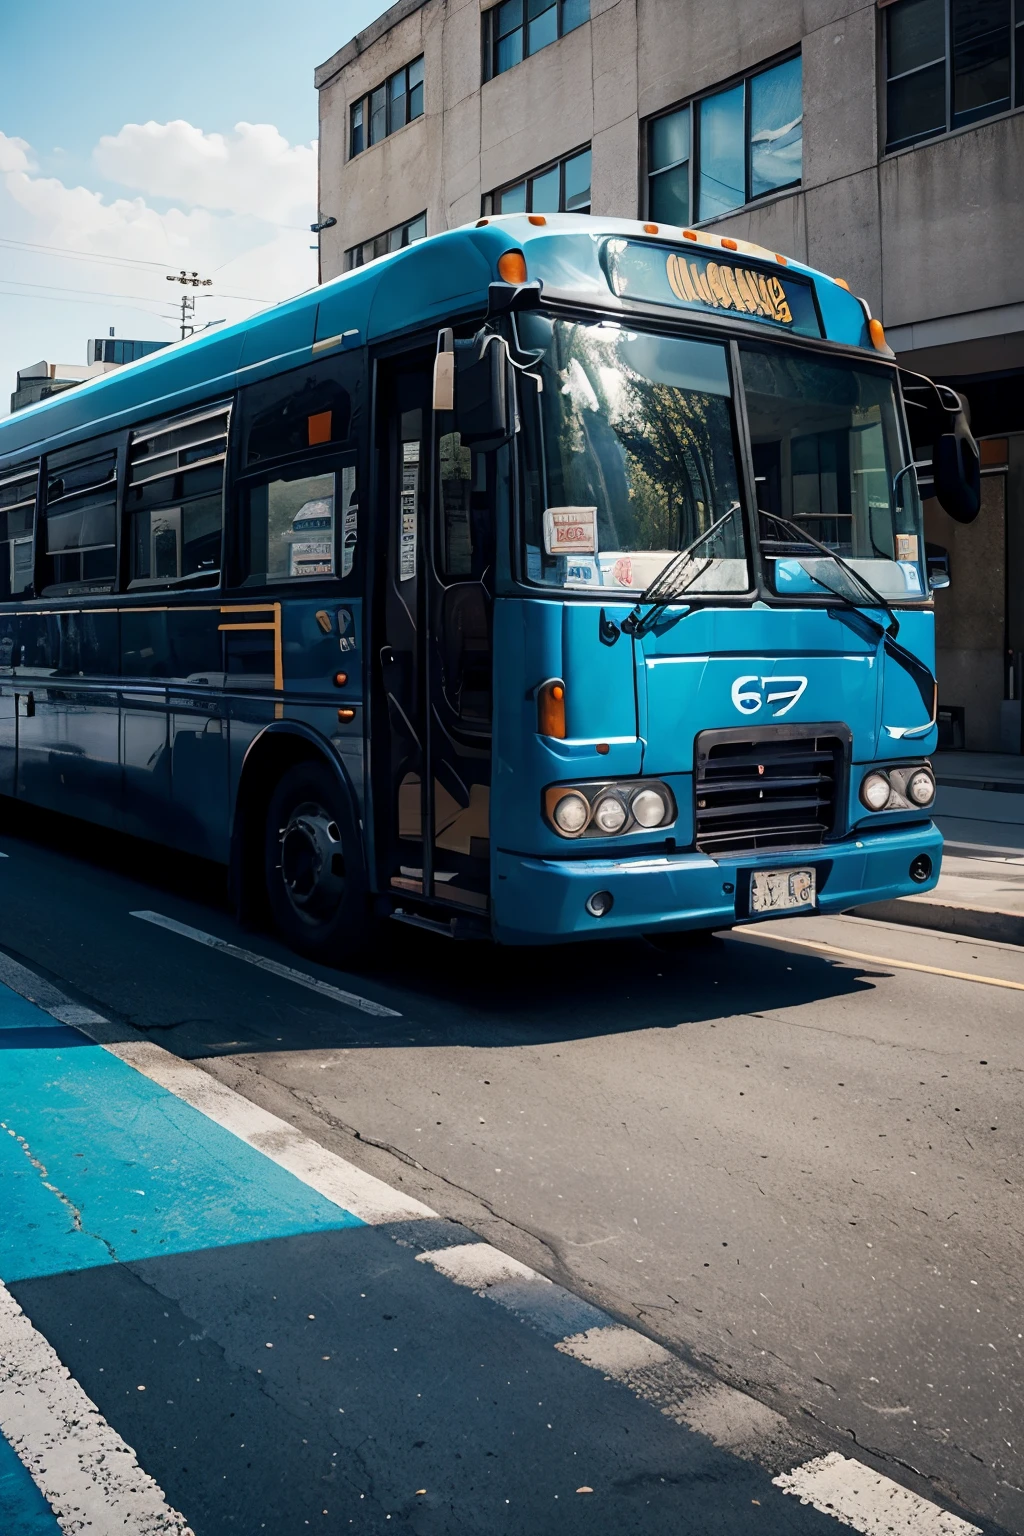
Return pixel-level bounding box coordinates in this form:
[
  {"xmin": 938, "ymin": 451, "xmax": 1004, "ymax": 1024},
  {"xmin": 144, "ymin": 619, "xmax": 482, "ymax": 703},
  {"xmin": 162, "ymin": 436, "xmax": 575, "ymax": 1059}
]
[
  {"xmin": 482, "ymin": 0, "xmax": 589, "ymax": 82},
  {"xmin": 885, "ymin": 0, "xmax": 1022, "ymax": 151},
  {"xmin": 646, "ymin": 54, "xmax": 803, "ymax": 226},
  {"xmin": 483, "ymin": 147, "xmax": 591, "ymax": 214},
  {"xmin": 345, "ymin": 212, "xmax": 427, "ymax": 270},
  {"xmin": 349, "ymin": 56, "xmax": 424, "ymax": 157}
]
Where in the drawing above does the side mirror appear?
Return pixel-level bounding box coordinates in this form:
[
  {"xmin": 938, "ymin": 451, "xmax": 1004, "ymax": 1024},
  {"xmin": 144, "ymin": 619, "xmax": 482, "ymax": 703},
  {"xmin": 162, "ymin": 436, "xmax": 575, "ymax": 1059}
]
[
  {"xmin": 433, "ymin": 331, "xmax": 514, "ymax": 446},
  {"xmin": 925, "ymin": 542, "xmax": 950, "ymax": 590},
  {"xmin": 933, "ymin": 425, "xmax": 980, "ymax": 524}
]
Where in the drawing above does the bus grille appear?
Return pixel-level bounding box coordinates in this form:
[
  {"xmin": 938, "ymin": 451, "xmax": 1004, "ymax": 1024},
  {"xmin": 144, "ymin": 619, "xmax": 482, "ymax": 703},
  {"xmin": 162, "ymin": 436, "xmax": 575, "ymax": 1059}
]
[{"xmin": 694, "ymin": 729, "xmax": 845, "ymax": 856}]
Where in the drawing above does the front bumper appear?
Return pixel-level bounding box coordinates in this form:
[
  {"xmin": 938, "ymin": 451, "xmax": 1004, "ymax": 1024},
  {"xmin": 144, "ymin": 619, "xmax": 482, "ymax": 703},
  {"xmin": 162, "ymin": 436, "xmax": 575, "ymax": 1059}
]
[{"xmin": 492, "ymin": 822, "xmax": 942, "ymax": 944}]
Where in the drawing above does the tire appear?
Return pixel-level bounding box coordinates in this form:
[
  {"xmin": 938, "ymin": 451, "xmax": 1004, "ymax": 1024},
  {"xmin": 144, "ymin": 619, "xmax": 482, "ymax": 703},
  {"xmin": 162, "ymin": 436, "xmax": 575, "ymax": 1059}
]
[
  {"xmin": 644, "ymin": 926, "xmax": 729, "ymax": 952},
  {"xmin": 264, "ymin": 759, "xmax": 371, "ymax": 962}
]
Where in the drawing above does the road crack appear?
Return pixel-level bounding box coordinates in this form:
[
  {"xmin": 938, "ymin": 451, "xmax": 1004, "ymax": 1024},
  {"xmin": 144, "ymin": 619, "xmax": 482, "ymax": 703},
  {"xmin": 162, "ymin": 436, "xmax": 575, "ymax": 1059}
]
[{"xmin": 1, "ymin": 1118, "xmax": 118, "ymax": 1263}]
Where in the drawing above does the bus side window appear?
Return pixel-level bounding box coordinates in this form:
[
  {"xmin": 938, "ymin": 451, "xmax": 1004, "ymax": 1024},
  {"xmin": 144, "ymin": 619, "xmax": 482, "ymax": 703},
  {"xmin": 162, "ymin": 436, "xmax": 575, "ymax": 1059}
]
[
  {"xmin": 0, "ymin": 462, "xmax": 38, "ymax": 600},
  {"xmin": 236, "ymin": 467, "xmax": 356, "ymax": 586},
  {"xmin": 42, "ymin": 443, "xmax": 118, "ymax": 595},
  {"xmin": 127, "ymin": 402, "xmax": 230, "ymax": 589},
  {"xmin": 240, "ymin": 355, "xmax": 362, "ymax": 468}
]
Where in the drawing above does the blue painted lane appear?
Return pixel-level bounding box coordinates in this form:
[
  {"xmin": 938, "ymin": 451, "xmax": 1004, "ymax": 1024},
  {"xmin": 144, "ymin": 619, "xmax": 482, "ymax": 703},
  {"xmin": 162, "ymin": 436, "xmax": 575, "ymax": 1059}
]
[
  {"xmin": 0, "ymin": 982, "xmax": 362, "ymax": 1285},
  {"xmin": 0, "ymin": 1431, "xmax": 62, "ymax": 1536}
]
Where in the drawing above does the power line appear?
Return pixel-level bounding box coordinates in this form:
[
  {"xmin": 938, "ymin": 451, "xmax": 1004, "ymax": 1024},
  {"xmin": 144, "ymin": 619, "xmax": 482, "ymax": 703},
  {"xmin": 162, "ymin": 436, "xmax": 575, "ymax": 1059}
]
[
  {"xmin": 0, "ymin": 287, "xmax": 177, "ymax": 319},
  {"xmin": 0, "ymin": 236, "xmax": 171, "ymax": 271},
  {"xmin": 0, "ymin": 276, "xmax": 178, "ymax": 304}
]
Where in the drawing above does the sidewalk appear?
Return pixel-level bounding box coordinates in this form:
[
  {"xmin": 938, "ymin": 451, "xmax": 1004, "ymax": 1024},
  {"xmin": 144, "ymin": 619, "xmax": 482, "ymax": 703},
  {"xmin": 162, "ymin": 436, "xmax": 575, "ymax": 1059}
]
[{"xmin": 854, "ymin": 751, "xmax": 1024, "ymax": 943}]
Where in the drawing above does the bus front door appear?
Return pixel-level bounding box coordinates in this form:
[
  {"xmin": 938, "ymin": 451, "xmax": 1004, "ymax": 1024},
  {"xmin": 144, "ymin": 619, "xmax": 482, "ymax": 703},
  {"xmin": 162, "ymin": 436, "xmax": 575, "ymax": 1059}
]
[{"xmin": 375, "ymin": 358, "xmax": 493, "ymax": 925}]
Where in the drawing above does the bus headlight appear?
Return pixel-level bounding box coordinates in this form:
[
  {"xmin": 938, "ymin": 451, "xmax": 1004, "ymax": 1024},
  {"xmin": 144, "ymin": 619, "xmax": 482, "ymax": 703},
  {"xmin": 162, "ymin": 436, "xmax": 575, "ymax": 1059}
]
[
  {"xmin": 906, "ymin": 767, "xmax": 936, "ymax": 806},
  {"xmin": 592, "ymin": 793, "xmax": 628, "ymax": 834},
  {"xmin": 552, "ymin": 791, "xmax": 590, "ymax": 835},
  {"xmin": 860, "ymin": 771, "xmax": 892, "ymax": 811},
  {"xmin": 631, "ymin": 787, "xmax": 669, "ymax": 827},
  {"xmin": 544, "ymin": 779, "xmax": 676, "ymax": 838}
]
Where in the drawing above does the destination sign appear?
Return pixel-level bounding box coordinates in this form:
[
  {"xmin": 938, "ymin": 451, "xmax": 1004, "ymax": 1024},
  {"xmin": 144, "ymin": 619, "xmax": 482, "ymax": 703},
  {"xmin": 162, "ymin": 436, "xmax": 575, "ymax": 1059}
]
[{"xmin": 603, "ymin": 238, "xmax": 821, "ymax": 339}]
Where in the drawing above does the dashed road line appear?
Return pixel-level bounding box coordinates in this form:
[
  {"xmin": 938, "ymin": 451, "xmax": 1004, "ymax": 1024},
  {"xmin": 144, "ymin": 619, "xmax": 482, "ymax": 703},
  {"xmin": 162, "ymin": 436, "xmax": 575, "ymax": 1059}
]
[
  {"xmin": 0, "ymin": 950, "xmax": 991, "ymax": 1536},
  {"xmin": 129, "ymin": 910, "xmax": 402, "ymax": 1017},
  {"xmin": 0, "ymin": 1280, "xmax": 193, "ymax": 1536},
  {"xmin": 739, "ymin": 931, "xmax": 1024, "ymax": 991},
  {"xmin": 774, "ymin": 1452, "xmax": 982, "ymax": 1535}
]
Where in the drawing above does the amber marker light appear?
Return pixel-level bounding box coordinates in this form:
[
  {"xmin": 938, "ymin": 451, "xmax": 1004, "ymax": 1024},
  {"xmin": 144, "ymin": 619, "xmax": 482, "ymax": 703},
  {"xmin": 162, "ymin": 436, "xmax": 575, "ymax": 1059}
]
[
  {"xmin": 721, "ymin": 237, "xmax": 738, "ymax": 251},
  {"xmin": 643, "ymin": 223, "xmax": 658, "ymax": 234},
  {"xmin": 334, "ymin": 672, "xmax": 348, "ymax": 687},
  {"xmin": 538, "ymin": 679, "xmax": 566, "ymax": 739},
  {"xmin": 476, "ymin": 217, "xmax": 489, "ymax": 227},
  {"xmin": 775, "ymin": 253, "xmax": 788, "ymax": 264},
  {"xmin": 337, "ymin": 707, "xmax": 355, "ymax": 724},
  {"xmin": 497, "ymin": 250, "xmax": 528, "ymax": 283},
  {"xmin": 869, "ymin": 318, "xmax": 888, "ymax": 351},
  {"xmin": 683, "ymin": 230, "xmax": 697, "ymax": 240},
  {"xmin": 527, "ymin": 214, "xmax": 547, "ymax": 226},
  {"xmin": 834, "ymin": 277, "xmax": 850, "ymax": 291}
]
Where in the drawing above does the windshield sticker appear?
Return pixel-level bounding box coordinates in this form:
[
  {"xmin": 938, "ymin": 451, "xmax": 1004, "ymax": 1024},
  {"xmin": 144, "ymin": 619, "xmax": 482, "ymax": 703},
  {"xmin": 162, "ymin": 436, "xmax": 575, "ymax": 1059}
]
[
  {"xmin": 543, "ymin": 505, "xmax": 597, "ymax": 556},
  {"xmin": 603, "ymin": 238, "xmax": 821, "ymax": 339},
  {"xmin": 899, "ymin": 561, "xmax": 923, "ymax": 592},
  {"xmin": 895, "ymin": 533, "xmax": 919, "ymax": 563}
]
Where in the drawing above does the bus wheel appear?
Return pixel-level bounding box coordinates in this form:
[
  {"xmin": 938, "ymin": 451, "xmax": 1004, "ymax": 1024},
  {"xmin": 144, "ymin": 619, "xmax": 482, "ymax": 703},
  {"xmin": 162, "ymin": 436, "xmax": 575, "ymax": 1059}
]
[{"xmin": 264, "ymin": 760, "xmax": 370, "ymax": 962}]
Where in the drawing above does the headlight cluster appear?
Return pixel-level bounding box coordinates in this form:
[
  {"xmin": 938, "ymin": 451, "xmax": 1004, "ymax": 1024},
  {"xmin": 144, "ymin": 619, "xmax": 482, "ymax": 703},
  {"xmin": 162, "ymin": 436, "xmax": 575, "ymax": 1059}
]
[
  {"xmin": 859, "ymin": 762, "xmax": 936, "ymax": 813},
  {"xmin": 544, "ymin": 779, "xmax": 677, "ymax": 839}
]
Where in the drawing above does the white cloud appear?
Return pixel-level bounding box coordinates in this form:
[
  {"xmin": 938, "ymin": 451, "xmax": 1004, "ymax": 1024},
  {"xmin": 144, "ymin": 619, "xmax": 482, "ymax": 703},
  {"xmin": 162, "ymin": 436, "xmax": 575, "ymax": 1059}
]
[
  {"xmin": 94, "ymin": 120, "xmax": 318, "ymax": 226},
  {"xmin": 0, "ymin": 125, "xmax": 318, "ymax": 418}
]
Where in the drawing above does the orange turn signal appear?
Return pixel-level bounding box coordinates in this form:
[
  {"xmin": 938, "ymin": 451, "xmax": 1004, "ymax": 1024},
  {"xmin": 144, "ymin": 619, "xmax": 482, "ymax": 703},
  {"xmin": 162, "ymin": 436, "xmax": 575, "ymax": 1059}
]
[
  {"xmin": 538, "ymin": 679, "xmax": 566, "ymax": 739},
  {"xmin": 497, "ymin": 250, "xmax": 528, "ymax": 284},
  {"xmin": 869, "ymin": 317, "xmax": 887, "ymax": 351}
]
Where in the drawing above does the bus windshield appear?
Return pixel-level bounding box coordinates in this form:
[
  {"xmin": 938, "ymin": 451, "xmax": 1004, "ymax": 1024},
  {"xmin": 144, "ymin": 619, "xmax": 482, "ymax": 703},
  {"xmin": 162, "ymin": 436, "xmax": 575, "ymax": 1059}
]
[
  {"xmin": 741, "ymin": 346, "xmax": 924, "ymax": 601},
  {"xmin": 517, "ymin": 314, "xmax": 748, "ymax": 594}
]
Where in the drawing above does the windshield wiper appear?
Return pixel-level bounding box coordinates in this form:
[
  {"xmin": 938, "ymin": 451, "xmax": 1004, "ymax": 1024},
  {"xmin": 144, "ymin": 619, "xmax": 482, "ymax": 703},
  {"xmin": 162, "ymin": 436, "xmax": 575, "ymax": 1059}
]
[
  {"xmin": 760, "ymin": 511, "xmax": 937, "ymax": 721},
  {"xmin": 621, "ymin": 504, "xmax": 741, "ymax": 637}
]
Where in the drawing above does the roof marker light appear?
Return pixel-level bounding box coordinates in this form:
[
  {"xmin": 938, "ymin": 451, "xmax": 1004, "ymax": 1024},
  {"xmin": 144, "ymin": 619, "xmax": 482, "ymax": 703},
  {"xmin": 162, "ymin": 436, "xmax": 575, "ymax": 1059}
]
[
  {"xmin": 834, "ymin": 277, "xmax": 850, "ymax": 290},
  {"xmin": 869, "ymin": 318, "xmax": 888, "ymax": 351},
  {"xmin": 683, "ymin": 230, "xmax": 697, "ymax": 240},
  {"xmin": 721, "ymin": 237, "xmax": 738, "ymax": 251},
  {"xmin": 476, "ymin": 217, "xmax": 489, "ymax": 227},
  {"xmin": 528, "ymin": 214, "xmax": 547, "ymax": 226},
  {"xmin": 643, "ymin": 223, "xmax": 658, "ymax": 234},
  {"xmin": 497, "ymin": 250, "xmax": 528, "ymax": 284},
  {"xmin": 775, "ymin": 253, "xmax": 788, "ymax": 265}
]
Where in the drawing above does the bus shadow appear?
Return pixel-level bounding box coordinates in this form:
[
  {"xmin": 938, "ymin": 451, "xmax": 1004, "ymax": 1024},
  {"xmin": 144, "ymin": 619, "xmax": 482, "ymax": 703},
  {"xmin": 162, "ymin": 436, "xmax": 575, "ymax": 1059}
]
[{"xmin": 0, "ymin": 799, "xmax": 882, "ymax": 1057}]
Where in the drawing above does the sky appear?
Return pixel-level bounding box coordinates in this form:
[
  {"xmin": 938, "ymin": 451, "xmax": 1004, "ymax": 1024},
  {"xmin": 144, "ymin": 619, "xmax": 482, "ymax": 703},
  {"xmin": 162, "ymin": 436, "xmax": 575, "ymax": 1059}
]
[{"xmin": 0, "ymin": 0, "xmax": 391, "ymax": 416}]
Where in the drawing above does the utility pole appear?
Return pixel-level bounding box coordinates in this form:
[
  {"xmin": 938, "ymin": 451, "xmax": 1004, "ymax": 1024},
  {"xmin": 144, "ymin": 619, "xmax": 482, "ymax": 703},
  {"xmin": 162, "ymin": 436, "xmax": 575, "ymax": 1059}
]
[{"xmin": 165, "ymin": 270, "xmax": 213, "ymax": 339}]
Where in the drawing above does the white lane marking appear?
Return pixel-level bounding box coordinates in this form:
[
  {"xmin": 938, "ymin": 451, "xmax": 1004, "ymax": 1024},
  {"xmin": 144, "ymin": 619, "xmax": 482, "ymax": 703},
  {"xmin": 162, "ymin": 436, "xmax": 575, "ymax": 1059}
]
[
  {"xmin": 0, "ymin": 1279, "xmax": 194, "ymax": 1536},
  {"xmin": 557, "ymin": 1326, "xmax": 799, "ymax": 1461},
  {"xmin": 416, "ymin": 1242, "xmax": 546, "ymax": 1290},
  {"xmin": 774, "ymin": 1453, "xmax": 982, "ymax": 1535},
  {"xmin": 130, "ymin": 911, "xmax": 401, "ymax": 1018},
  {"xmin": 105, "ymin": 1039, "xmax": 434, "ymax": 1226},
  {"xmin": 0, "ymin": 950, "xmax": 991, "ymax": 1535}
]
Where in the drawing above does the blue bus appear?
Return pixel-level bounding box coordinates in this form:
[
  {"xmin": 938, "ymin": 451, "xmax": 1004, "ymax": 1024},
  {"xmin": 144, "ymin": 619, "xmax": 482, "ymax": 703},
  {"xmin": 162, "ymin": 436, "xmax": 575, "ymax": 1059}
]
[{"xmin": 0, "ymin": 214, "xmax": 980, "ymax": 958}]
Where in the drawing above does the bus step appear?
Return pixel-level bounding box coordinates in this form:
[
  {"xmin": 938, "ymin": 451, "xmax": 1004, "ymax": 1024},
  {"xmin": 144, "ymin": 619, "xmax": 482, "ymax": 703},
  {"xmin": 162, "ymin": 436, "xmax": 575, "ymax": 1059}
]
[{"xmin": 390, "ymin": 907, "xmax": 484, "ymax": 940}]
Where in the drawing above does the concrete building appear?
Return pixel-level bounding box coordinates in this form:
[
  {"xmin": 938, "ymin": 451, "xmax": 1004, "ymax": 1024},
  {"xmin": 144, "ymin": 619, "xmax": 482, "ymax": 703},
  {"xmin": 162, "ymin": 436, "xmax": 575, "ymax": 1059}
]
[
  {"xmin": 11, "ymin": 336, "xmax": 168, "ymax": 414},
  {"xmin": 314, "ymin": 0, "xmax": 1024, "ymax": 751}
]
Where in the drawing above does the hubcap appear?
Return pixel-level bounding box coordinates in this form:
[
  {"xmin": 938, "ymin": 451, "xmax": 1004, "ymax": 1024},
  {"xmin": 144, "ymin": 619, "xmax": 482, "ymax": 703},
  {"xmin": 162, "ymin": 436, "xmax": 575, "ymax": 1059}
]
[{"xmin": 278, "ymin": 800, "xmax": 346, "ymax": 923}]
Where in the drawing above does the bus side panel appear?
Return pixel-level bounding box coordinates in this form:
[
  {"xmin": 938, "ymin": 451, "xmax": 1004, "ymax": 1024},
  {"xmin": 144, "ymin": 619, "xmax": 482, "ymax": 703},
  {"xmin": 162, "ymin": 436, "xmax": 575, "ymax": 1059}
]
[{"xmin": 0, "ymin": 612, "xmax": 15, "ymax": 796}]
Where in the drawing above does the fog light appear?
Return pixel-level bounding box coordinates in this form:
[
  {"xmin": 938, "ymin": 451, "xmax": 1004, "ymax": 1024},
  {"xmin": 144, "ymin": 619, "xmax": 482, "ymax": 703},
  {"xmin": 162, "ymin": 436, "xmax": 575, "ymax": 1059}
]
[
  {"xmin": 553, "ymin": 791, "xmax": 589, "ymax": 835},
  {"xmin": 586, "ymin": 890, "xmax": 614, "ymax": 918},
  {"xmin": 907, "ymin": 768, "xmax": 936, "ymax": 807},
  {"xmin": 592, "ymin": 793, "xmax": 627, "ymax": 834},
  {"xmin": 909, "ymin": 854, "xmax": 932, "ymax": 883},
  {"xmin": 860, "ymin": 771, "xmax": 891, "ymax": 811},
  {"xmin": 631, "ymin": 787, "xmax": 668, "ymax": 828}
]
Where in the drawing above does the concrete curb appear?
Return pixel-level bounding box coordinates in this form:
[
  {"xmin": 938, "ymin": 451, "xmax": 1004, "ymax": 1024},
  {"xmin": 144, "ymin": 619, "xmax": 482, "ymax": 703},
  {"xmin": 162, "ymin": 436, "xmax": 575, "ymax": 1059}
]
[{"xmin": 851, "ymin": 897, "xmax": 1024, "ymax": 947}]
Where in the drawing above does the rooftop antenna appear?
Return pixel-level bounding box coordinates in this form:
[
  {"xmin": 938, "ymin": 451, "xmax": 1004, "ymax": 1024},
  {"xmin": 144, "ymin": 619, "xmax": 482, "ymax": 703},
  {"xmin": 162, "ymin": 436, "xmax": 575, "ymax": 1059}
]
[{"xmin": 166, "ymin": 269, "xmax": 213, "ymax": 339}]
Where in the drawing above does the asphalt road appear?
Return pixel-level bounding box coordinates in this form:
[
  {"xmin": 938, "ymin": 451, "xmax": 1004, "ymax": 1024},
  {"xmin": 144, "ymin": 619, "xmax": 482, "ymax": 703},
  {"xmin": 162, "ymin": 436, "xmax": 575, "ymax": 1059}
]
[{"xmin": 1, "ymin": 800, "xmax": 1021, "ymax": 1533}]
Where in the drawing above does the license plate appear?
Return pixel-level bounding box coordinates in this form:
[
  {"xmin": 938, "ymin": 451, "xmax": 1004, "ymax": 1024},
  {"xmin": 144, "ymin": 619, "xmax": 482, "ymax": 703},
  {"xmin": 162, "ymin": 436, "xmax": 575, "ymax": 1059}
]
[{"xmin": 750, "ymin": 868, "xmax": 816, "ymax": 915}]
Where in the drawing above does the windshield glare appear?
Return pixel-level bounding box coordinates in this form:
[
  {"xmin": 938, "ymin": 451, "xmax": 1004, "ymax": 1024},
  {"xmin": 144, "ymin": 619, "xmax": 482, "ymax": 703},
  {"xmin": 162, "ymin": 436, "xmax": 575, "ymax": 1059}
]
[
  {"xmin": 517, "ymin": 315, "xmax": 748, "ymax": 594},
  {"xmin": 740, "ymin": 346, "xmax": 923, "ymax": 600}
]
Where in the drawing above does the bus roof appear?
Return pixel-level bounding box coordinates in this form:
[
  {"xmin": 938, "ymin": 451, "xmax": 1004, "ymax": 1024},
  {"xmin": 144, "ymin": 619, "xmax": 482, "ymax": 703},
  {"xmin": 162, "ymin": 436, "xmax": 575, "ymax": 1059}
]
[{"xmin": 0, "ymin": 214, "xmax": 879, "ymax": 466}]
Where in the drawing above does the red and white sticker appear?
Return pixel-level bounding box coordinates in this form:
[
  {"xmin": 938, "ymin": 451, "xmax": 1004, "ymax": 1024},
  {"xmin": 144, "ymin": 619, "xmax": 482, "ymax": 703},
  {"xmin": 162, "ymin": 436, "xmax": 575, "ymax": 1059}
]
[{"xmin": 543, "ymin": 506, "xmax": 597, "ymax": 556}]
